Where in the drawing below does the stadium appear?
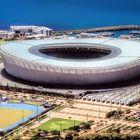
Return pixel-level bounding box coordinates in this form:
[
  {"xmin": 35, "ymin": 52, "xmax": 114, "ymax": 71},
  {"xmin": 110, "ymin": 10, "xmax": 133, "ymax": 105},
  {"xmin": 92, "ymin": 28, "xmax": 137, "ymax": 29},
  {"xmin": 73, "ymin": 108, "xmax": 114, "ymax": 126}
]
[
  {"xmin": 0, "ymin": 38, "xmax": 140, "ymax": 138},
  {"xmin": 1, "ymin": 38, "xmax": 140, "ymax": 85}
]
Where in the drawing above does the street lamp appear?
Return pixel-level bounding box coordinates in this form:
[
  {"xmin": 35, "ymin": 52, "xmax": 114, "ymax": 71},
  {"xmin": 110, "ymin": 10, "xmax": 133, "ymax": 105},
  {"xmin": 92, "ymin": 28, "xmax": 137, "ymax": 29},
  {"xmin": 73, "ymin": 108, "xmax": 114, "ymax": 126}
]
[
  {"xmin": 110, "ymin": 102, "xmax": 112, "ymax": 112},
  {"xmin": 36, "ymin": 102, "xmax": 40, "ymax": 123},
  {"xmin": 22, "ymin": 110, "xmax": 24, "ymax": 124},
  {"xmin": 69, "ymin": 116, "xmax": 71, "ymax": 121},
  {"xmin": 99, "ymin": 108, "xmax": 100, "ymax": 120},
  {"xmin": 73, "ymin": 119, "xmax": 75, "ymax": 127},
  {"xmin": 87, "ymin": 113, "xmax": 88, "ymax": 122},
  {"xmin": 119, "ymin": 90, "xmax": 122, "ymax": 110},
  {"xmin": 49, "ymin": 111, "xmax": 51, "ymax": 118},
  {"xmin": 60, "ymin": 123, "xmax": 63, "ymax": 132},
  {"xmin": 14, "ymin": 84, "xmax": 16, "ymax": 93},
  {"xmin": 69, "ymin": 116, "xmax": 71, "ymax": 127}
]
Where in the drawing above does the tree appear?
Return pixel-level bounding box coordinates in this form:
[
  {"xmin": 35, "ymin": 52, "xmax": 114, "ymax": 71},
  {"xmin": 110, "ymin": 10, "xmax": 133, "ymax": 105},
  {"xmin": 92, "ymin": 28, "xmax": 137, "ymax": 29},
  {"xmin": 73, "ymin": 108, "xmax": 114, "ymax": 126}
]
[
  {"xmin": 65, "ymin": 130, "xmax": 78, "ymax": 140},
  {"xmin": 79, "ymin": 122, "xmax": 91, "ymax": 130}
]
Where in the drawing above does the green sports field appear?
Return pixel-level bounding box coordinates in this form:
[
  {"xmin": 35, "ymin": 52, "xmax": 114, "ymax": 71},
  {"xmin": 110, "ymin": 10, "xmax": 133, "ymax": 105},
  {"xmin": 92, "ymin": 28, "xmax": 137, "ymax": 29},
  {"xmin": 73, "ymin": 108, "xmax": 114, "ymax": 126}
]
[
  {"xmin": 0, "ymin": 108, "xmax": 32, "ymax": 129},
  {"xmin": 38, "ymin": 118, "xmax": 81, "ymax": 131}
]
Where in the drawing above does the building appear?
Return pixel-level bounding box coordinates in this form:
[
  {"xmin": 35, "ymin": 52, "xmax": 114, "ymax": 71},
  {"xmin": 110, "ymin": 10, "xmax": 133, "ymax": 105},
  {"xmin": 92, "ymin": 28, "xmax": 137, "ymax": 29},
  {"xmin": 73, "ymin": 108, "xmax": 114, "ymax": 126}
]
[
  {"xmin": 10, "ymin": 26, "xmax": 52, "ymax": 38},
  {"xmin": 0, "ymin": 31, "xmax": 15, "ymax": 40},
  {"xmin": 1, "ymin": 38, "xmax": 140, "ymax": 85},
  {"xmin": 77, "ymin": 32, "xmax": 114, "ymax": 38}
]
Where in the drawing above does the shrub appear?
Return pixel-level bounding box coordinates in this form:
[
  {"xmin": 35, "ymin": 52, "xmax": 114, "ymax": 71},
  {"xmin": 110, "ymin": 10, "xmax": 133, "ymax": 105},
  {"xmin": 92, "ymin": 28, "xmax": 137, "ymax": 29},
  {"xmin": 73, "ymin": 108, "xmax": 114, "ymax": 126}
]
[
  {"xmin": 125, "ymin": 109, "xmax": 131, "ymax": 114},
  {"xmin": 79, "ymin": 122, "xmax": 91, "ymax": 130},
  {"xmin": 106, "ymin": 110, "xmax": 117, "ymax": 118},
  {"xmin": 65, "ymin": 130, "xmax": 78, "ymax": 140},
  {"xmin": 50, "ymin": 130, "xmax": 60, "ymax": 136},
  {"xmin": 69, "ymin": 125, "xmax": 80, "ymax": 131},
  {"xmin": 106, "ymin": 109, "xmax": 124, "ymax": 118}
]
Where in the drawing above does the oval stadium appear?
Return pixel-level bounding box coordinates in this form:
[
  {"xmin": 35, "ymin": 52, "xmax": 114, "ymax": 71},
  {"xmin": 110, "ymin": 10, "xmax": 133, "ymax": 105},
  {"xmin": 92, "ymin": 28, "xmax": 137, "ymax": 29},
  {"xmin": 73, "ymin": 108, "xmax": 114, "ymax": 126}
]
[{"xmin": 1, "ymin": 38, "xmax": 140, "ymax": 85}]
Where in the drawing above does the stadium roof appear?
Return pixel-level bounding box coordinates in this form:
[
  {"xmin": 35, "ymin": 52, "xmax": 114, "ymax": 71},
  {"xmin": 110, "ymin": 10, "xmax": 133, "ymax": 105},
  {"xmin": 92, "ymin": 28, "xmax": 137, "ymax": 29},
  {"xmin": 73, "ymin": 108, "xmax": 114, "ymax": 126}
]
[{"xmin": 1, "ymin": 38, "xmax": 140, "ymax": 68}]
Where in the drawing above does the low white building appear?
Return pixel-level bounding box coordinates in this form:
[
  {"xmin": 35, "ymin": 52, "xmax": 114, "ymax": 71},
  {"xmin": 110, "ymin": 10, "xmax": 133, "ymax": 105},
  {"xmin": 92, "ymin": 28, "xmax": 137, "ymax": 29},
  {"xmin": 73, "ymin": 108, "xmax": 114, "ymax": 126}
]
[
  {"xmin": 10, "ymin": 26, "xmax": 52, "ymax": 38},
  {"xmin": 77, "ymin": 33, "xmax": 99, "ymax": 38},
  {"xmin": 0, "ymin": 31, "xmax": 15, "ymax": 40}
]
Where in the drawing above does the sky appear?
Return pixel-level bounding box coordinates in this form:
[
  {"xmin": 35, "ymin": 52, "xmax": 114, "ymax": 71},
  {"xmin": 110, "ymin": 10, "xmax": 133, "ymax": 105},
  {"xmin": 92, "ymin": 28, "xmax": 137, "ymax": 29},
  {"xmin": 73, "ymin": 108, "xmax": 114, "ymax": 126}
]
[{"xmin": 0, "ymin": 0, "xmax": 140, "ymax": 29}]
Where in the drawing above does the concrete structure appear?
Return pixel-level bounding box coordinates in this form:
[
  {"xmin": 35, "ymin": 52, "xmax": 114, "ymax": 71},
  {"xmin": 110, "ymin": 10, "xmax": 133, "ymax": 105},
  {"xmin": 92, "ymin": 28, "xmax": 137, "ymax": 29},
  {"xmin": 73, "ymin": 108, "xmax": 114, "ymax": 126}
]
[
  {"xmin": 1, "ymin": 38, "xmax": 140, "ymax": 85},
  {"xmin": 10, "ymin": 26, "xmax": 52, "ymax": 38},
  {"xmin": 77, "ymin": 32, "xmax": 114, "ymax": 38},
  {"xmin": 82, "ymin": 88, "xmax": 139, "ymax": 105},
  {"xmin": 0, "ymin": 31, "xmax": 15, "ymax": 40}
]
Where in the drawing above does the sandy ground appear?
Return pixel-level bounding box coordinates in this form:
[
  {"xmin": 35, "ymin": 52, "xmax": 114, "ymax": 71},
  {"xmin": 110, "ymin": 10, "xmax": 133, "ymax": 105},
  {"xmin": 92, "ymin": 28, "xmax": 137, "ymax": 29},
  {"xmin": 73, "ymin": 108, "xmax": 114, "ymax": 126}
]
[{"xmin": 31, "ymin": 99, "xmax": 140, "ymax": 129}]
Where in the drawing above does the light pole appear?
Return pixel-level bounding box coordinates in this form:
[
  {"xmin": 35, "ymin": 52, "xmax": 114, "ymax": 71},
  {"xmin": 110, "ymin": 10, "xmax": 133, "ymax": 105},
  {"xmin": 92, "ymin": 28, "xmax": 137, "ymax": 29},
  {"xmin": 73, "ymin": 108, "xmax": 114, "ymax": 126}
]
[
  {"xmin": 69, "ymin": 116, "xmax": 71, "ymax": 121},
  {"xmin": 110, "ymin": 102, "xmax": 112, "ymax": 112},
  {"xmin": 6, "ymin": 83, "xmax": 9, "ymax": 98},
  {"xmin": 119, "ymin": 91, "xmax": 122, "ymax": 110},
  {"xmin": 69, "ymin": 116, "xmax": 71, "ymax": 127},
  {"xmin": 60, "ymin": 123, "xmax": 62, "ymax": 132},
  {"xmin": 14, "ymin": 84, "xmax": 16, "ymax": 94},
  {"xmin": 36, "ymin": 102, "xmax": 39, "ymax": 123},
  {"xmin": 87, "ymin": 113, "xmax": 88, "ymax": 122},
  {"xmin": 22, "ymin": 110, "xmax": 24, "ymax": 124},
  {"xmin": 49, "ymin": 111, "xmax": 51, "ymax": 118},
  {"xmin": 73, "ymin": 119, "xmax": 75, "ymax": 127},
  {"xmin": 99, "ymin": 108, "xmax": 100, "ymax": 120}
]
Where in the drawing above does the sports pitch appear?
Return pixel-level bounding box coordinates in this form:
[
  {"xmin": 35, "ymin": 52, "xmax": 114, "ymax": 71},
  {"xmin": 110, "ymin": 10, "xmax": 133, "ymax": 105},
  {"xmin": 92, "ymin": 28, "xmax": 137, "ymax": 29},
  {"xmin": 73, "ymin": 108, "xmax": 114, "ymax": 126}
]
[
  {"xmin": 38, "ymin": 118, "xmax": 81, "ymax": 131},
  {"xmin": 0, "ymin": 103, "xmax": 45, "ymax": 132},
  {"xmin": 0, "ymin": 108, "xmax": 32, "ymax": 129}
]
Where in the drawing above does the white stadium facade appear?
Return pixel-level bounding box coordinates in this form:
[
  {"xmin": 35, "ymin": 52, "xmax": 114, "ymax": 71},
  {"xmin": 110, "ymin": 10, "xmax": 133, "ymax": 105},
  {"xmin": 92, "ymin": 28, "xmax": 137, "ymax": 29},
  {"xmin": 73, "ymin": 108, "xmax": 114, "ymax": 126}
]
[{"xmin": 1, "ymin": 38, "xmax": 140, "ymax": 85}]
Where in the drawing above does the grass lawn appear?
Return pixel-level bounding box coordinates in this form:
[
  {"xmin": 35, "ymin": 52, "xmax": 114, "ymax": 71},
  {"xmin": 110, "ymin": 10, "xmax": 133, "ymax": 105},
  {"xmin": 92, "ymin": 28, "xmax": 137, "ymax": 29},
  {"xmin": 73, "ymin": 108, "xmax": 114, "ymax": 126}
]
[
  {"xmin": 0, "ymin": 108, "xmax": 33, "ymax": 129},
  {"xmin": 38, "ymin": 118, "xmax": 82, "ymax": 131}
]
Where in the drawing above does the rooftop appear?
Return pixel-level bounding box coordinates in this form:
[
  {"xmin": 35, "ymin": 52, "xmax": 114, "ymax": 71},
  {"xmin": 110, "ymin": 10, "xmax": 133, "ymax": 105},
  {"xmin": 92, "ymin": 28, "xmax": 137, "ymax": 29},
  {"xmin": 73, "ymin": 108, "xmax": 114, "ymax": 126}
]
[
  {"xmin": 10, "ymin": 25, "xmax": 52, "ymax": 31},
  {"xmin": 1, "ymin": 38, "xmax": 140, "ymax": 68}
]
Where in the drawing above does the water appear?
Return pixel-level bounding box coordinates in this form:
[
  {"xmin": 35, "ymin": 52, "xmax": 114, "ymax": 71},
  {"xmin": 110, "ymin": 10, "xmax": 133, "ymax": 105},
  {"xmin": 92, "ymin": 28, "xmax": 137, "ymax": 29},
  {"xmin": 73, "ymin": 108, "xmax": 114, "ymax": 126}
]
[
  {"xmin": 70, "ymin": 30, "xmax": 140, "ymax": 38},
  {"xmin": 0, "ymin": 0, "xmax": 140, "ymax": 30}
]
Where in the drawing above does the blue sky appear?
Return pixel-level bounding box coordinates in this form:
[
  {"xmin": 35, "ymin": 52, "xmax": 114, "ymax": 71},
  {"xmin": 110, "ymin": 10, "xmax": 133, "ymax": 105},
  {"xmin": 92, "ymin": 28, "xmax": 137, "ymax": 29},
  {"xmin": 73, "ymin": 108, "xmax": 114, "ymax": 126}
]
[{"xmin": 0, "ymin": 0, "xmax": 140, "ymax": 29}]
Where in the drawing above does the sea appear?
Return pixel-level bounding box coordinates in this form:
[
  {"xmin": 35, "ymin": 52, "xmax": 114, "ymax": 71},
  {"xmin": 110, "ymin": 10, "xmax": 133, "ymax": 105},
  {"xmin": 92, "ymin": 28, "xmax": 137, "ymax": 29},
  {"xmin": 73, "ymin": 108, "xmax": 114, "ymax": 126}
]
[{"xmin": 0, "ymin": 0, "xmax": 140, "ymax": 30}]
